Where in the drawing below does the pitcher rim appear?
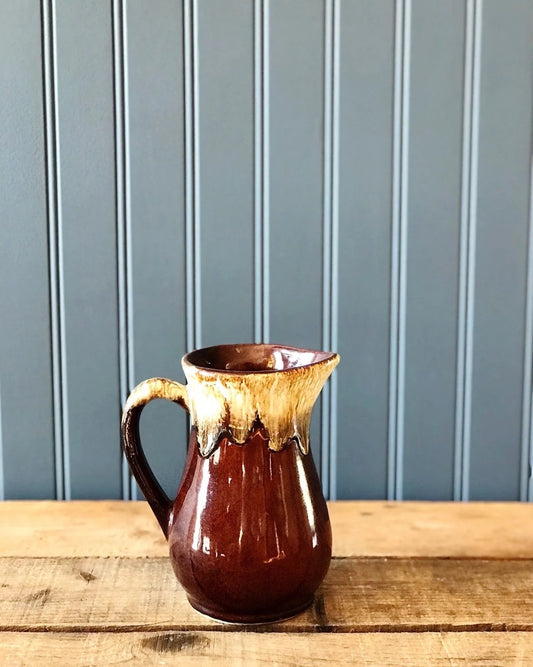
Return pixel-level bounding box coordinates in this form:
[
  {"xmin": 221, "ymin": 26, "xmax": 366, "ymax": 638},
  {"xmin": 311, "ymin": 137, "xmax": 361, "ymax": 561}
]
[{"xmin": 182, "ymin": 343, "xmax": 339, "ymax": 376}]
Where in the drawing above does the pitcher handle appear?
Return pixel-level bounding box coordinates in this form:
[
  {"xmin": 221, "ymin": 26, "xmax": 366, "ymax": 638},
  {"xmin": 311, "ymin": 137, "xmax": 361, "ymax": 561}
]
[{"xmin": 121, "ymin": 377, "xmax": 189, "ymax": 538}]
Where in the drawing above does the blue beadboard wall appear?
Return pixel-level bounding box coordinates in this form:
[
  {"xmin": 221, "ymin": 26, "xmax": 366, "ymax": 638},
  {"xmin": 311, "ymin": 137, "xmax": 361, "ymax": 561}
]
[{"xmin": 1, "ymin": 0, "xmax": 533, "ymax": 501}]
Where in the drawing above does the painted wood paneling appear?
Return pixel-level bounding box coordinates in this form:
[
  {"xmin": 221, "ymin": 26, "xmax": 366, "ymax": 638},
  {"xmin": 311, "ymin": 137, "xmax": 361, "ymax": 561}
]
[
  {"xmin": 1, "ymin": 1, "xmax": 533, "ymax": 501},
  {"xmin": 469, "ymin": 0, "xmax": 533, "ymax": 500},
  {"xmin": 195, "ymin": 0, "xmax": 254, "ymax": 347},
  {"xmin": 336, "ymin": 0, "xmax": 395, "ymax": 499},
  {"xmin": 0, "ymin": 0, "xmax": 55, "ymax": 498},
  {"xmin": 53, "ymin": 0, "xmax": 121, "ymax": 498},
  {"xmin": 124, "ymin": 0, "xmax": 188, "ymax": 500},
  {"xmin": 402, "ymin": 0, "xmax": 465, "ymax": 500},
  {"xmin": 268, "ymin": 0, "xmax": 325, "ymax": 473}
]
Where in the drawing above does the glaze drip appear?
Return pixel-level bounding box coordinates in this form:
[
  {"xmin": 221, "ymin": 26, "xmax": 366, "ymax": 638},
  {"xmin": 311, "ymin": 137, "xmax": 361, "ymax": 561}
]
[{"xmin": 183, "ymin": 352, "xmax": 339, "ymax": 458}]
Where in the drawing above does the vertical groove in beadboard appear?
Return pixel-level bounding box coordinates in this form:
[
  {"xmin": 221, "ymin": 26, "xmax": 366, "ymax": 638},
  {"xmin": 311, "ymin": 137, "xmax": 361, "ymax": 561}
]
[
  {"xmin": 463, "ymin": 0, "xmax": 481, "ymax": 502},
  {"xmin": 192, "ymin": 0, "xmax": 202, "ymax": 350},
  {"xmin": 396, "ymin": 0, "xmax": 410, "ymax": 501},
  {"xmin": 42, "ymin": 0, "xmax": 69, "ymax": 500},
  {"xmin": 522, "ymin": 151, "xmax": 533, "ymax": 500},
  {"xmin": 112, "ymin": 0, "xmax": 133, "ymax": 501},
  {"xmin": 184, "ymin": 0, "xmax": 194, "ymax": 352},
  {"xmin": 455, "ymin": 0, "xmax": 481, "ymax": 502},
  {"xmin": 388, "ymin": 0, "xmax": 410, "ymax": 501},
  {"xmin": 184, "ymin": 0, "xmax": 201, "ymax": 351},
  {"xmin": 388, "ymin": 0, "xmax": 401, "ymax": 501},
  {"xmin": 254, "ymin": 0, "xmax": 270, "ymax": 344},
  {"xmin": 123, "ymin": 1, "xmax": 135, "ymax": 500},
  {"xmin": 183, "ymin": 0, "xmax": 196, "ymax": 458},
  {"xmin": 321, "ymin": 0, "xmax": 340, "ymax": 499},
  {"xmin": 321, "ymin": 0, "xmax": 333, "ymax": 498},
  {"xmin": 52, "ymin": 0, "xmax": 71, "ymax": 501},
  {"xmin": 253, "ymin": 0, "xmax": 263, "ymax": 344},
  {"xmin": 455, "ymin": 0, "xmax": 474, "ymax": 501},
  {"xmin": 329, "ymin": 0, "xmax": 340, "ymax": 500},
  {"xmin": 262, "ymin": 0, "xmax": 270, "ymax": 344}
]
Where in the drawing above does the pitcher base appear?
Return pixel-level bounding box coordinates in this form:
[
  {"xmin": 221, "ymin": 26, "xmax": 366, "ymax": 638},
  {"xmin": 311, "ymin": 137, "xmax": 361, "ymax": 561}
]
[{"xmin": 187, "ymin": 596, "xmax": 314, "ymax": 625}]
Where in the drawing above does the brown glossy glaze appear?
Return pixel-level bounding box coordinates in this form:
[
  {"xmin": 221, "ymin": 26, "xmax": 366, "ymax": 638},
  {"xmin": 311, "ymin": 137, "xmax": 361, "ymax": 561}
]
[
  {"xmin": 185, "ymin": 343, "xmax": 335, "ymax": 373},
  {"xmin": 121, "ymin": 343, "xmax": 339, "ymax": 624},
  {"xmin": 168, "ymin": 429, "xmax": 331, "ymax": 623}
]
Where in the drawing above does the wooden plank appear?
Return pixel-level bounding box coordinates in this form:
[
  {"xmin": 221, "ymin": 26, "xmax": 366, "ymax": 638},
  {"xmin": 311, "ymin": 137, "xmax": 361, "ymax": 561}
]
[
  {"xmin": 0, "ymin": 502, "xmax": 168, "ymax": 558},
  {"xmin": 330, "ymin": 500, "xmax": 533, "ymax": 558},
  {"xmin": 1, "ymin": 556, "xmax": 533, "ymax": 632},
  {"xmin": 2, "ymin": 501, "xmax": 533, "ymax": 559},
  {"xmin": 2, "ymin": 631, "xmax": 532, "ymax": 667}
]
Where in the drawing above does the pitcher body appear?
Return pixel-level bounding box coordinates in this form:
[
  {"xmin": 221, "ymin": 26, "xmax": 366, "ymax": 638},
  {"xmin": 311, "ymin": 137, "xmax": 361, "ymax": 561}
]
[{"xmin": 122, "ymin": 343, "xmax": 339, "ymax": 623}]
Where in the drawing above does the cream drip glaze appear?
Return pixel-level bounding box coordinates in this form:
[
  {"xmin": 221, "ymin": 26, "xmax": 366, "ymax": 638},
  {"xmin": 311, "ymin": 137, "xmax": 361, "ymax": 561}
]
[{"xmin": 183, "ymin": 352, "xmax": 339, "ymax": 457}]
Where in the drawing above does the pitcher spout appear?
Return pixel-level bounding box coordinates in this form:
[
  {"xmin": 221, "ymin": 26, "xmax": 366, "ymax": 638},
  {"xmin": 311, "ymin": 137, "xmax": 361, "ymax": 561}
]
[{"xmin": 182, "ymin": 344, "xmax": 340, "ymax": 457}]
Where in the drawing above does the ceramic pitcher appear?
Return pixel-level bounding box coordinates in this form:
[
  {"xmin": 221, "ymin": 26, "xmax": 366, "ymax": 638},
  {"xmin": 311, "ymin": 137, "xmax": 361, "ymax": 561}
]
[{"xmin": 121, "ymin": 343, "xmax": 339, "ymax": 623}]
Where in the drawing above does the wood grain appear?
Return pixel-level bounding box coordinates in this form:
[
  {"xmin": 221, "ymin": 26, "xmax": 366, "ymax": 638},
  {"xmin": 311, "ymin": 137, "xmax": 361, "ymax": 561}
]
[
  {"xmin": 1, "ymin": 631, "xmax": 532, "ymax": 666},
  {"xmin": 1, "ymin": 556, "xmax": 532, "ymax": 632},
  {"xmin": 2, "ymin": 500, "xmax": 533, "ymax": 558},
  {"xmin": 2, "ymin": 501, "xmax": 533, "ymax": 665}
]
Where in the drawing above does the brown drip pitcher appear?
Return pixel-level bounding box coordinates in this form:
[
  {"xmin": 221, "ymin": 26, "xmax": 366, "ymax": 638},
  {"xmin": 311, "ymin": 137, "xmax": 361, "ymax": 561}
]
[{"xmin": 121, "ymin": 343, "xmax": 339, "ymax": 624}]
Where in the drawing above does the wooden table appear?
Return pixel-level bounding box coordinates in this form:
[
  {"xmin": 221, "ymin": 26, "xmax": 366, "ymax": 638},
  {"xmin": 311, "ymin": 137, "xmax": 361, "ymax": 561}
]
[{"xmin": 1, "ymin": 501, "xmax": 532, "ymax": 665}]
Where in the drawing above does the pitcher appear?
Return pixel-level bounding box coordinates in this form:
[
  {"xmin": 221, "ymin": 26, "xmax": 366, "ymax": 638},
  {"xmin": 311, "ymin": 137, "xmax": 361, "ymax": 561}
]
[{"xmin": 121, "ymin": 343, "xmax": 339, "ymax": 623}]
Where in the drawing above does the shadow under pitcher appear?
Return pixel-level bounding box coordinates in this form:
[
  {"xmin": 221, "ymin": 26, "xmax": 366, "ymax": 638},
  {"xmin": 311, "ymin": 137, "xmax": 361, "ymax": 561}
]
[{"xmin": 121, "ymin": 343, "xmax": 339, "ymax": 624}]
